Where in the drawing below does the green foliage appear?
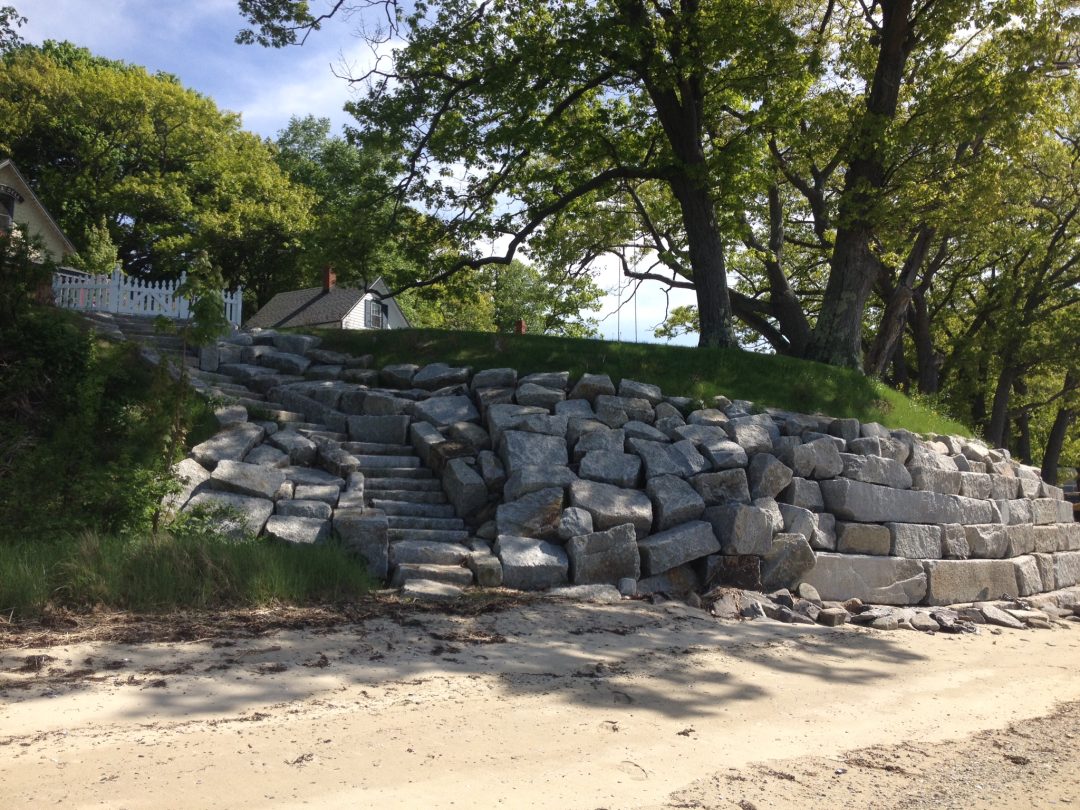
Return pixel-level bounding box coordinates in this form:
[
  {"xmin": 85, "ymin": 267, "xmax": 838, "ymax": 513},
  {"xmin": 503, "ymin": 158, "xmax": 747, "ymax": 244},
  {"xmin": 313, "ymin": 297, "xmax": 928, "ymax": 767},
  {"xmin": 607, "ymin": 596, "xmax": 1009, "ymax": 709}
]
[
  {"xmin": 0, "ymin": 41, "xmax": 313, "ymax": 299},
  {"xmin": 0, "ymin": 333, "xmax": 216, "ymax": 539},
  {"xmin": 0, "ymin": 4, "xmax": 24, "ymax": 53},
  {"xmin": 0, "ymin": 529, "xmax": 374, "ymax": 618},
  {"xmin": 316, "ymin": 328, "xmax": 968, "ymax": 437},
  {"xmin": 68, "ymin": 217, "xmax": 119, "ymax": 275}
]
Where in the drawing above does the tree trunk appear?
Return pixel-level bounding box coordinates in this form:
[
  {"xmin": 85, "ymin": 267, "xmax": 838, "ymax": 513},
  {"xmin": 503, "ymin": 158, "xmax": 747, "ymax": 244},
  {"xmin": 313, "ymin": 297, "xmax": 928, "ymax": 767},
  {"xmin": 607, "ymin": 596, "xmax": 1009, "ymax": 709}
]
[
  {"xmin": 1015, "ymin": 412, "xmax": 1033, "ymax": 466},
  {"xmin": 985, "ymin": 363, "xmax": 1018, "ymax": 449},
  {"xmin": 1041, "ymin": 371, "xmax": 1078, "ymax": 485},
  {"xmin": 669, "ymin": 175, "xmax": 737, "ymax": 348},
  {"xmin": 911, "ymin": 291, "xmax": 939, "ymax": 394},
  {"xmin": 807, "ymin": 0, "xmax": 915, "ymax": 369},
  {"xmin": 866, "ymin": 226, "xmax": 934, "ymax": 376}
]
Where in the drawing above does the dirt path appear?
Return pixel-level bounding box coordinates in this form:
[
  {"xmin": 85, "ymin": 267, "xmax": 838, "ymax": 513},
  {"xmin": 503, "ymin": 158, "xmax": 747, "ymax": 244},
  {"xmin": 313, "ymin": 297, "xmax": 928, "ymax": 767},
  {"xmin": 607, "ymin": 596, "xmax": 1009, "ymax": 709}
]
[{"xmin": 2, "ymin": 598, "xmax": 1078, "ymax": 809}]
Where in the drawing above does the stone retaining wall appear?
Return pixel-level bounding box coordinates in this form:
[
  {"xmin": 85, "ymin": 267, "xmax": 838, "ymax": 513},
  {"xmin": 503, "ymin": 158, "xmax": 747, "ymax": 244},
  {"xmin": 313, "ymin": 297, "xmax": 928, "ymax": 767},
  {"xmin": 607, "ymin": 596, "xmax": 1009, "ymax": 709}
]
[{"xmin": 184, "ymin": 328, "xmax": 1078, "ymax": 607}]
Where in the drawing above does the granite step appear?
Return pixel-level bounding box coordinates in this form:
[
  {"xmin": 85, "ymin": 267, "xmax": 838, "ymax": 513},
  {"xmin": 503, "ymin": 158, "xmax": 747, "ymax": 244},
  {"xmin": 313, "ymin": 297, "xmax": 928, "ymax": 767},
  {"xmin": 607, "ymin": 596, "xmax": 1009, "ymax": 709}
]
[
  {"xmin": 364, "ymin": 477, "xmax": 443, "ymax": 492},
  {"xmin": 386, "ymin": 516, "xmax": 467, "ymax": 531},
  {"xmin": 359, "ymin": 467, "xmax": 434, "ymax": 480},
  {"xmin": 370, "ymin": 499, "xmax": 456, "ymax": 518},
  {"xmin": 342, "ymin": 442, "xmax": 415, "ymax": 456},
  {"xmin": 355, "ymin": 454, "xmax": 421, "ymax": 469},
  {"xmin": 388, "ymin": 528, "xmax": 470, "ymax": 544},
  {"xmin": 366, "ymin": 489, "xmax": 448, "ymax": 504}
]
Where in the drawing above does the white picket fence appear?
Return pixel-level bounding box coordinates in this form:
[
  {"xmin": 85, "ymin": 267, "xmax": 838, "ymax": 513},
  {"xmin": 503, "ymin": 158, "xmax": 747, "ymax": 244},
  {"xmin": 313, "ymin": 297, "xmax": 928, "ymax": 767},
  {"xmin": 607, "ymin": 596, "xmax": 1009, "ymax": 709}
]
[{"xmin": 52, "ymin": 269, "xmax": 243, "ymax": 327}]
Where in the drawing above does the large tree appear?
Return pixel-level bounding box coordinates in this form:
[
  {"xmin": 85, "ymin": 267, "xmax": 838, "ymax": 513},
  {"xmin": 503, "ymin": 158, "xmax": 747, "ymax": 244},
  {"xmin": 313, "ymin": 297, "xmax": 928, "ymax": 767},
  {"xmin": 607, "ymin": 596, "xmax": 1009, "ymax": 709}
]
[
  {"xmin": 0, "ymin": 41, "xmax": 313, "ymax": 300},
  {"xmin": 240, "ymin": 0, "xmax": 809, "ymax": 349}
]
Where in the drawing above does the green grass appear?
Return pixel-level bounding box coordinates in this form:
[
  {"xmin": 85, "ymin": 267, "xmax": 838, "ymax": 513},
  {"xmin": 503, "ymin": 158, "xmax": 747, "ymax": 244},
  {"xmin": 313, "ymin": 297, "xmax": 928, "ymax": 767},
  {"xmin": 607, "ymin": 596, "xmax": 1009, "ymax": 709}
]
[
  {"xmin": 0, "ymin": 530, "xmax": 375, "ymax": 619},
  {"xmin": 316, "ymin": 328, "xmax": 970, "ymax": 437}
]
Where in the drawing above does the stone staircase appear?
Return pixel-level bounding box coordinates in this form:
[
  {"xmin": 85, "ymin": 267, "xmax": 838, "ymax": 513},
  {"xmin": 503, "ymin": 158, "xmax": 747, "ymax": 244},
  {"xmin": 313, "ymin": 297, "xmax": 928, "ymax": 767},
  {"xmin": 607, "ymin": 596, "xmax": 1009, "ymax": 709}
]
[{"xmin": 77, "ymin": 311, "xmax": 198, "ymax": 373}]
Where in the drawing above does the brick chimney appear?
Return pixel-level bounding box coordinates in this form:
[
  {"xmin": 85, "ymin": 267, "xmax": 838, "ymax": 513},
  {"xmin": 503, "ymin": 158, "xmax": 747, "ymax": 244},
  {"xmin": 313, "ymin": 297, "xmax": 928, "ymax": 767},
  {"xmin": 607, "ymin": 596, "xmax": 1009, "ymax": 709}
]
[{"xmin": 322, "ymin": 265, "xmax": 336, "ymax": 292}]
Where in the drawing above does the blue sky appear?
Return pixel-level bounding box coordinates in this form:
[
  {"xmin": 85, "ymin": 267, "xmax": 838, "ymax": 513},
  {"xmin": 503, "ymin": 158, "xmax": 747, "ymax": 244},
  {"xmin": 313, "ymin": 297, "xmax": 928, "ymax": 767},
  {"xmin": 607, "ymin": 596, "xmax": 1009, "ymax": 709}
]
[{"xmin": 20, "ymin": 0, "xmax": 698, "ymax": 344}]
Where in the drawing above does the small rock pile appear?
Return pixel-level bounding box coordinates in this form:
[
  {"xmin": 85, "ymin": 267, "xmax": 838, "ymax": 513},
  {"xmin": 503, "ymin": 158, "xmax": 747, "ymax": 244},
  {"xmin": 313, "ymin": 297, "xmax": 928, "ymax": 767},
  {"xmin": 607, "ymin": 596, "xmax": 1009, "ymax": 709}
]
[{"xmin": 161, "ymin": 326, "xmax": 1080, "ymax": 618}]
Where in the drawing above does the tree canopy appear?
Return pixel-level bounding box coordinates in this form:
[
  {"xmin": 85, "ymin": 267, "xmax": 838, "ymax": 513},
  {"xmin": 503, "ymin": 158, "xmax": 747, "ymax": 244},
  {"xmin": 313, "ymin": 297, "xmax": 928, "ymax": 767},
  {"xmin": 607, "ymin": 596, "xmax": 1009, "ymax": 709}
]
[{"xmin": 0, "ymin": 41, "xmax": 313, "ymax": 301}]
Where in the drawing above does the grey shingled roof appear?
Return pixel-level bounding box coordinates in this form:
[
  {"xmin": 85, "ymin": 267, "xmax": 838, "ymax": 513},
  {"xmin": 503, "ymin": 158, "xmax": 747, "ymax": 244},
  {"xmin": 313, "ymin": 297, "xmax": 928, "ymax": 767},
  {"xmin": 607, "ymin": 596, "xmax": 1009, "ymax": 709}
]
[{"xmin": 245, "ymin": 286, "xmax": 366, "ymax": 329}]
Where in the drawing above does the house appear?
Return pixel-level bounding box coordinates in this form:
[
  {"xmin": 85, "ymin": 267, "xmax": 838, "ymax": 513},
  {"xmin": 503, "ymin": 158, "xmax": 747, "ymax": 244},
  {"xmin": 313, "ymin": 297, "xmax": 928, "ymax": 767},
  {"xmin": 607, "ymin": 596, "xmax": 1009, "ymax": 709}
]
[
  {"xmin": 0, "ymin": 159, "xmax": 76, "ymax": 262},
  {"xmin": 245, "ymin": 268, "xmax": 410, "ymax": 331}
]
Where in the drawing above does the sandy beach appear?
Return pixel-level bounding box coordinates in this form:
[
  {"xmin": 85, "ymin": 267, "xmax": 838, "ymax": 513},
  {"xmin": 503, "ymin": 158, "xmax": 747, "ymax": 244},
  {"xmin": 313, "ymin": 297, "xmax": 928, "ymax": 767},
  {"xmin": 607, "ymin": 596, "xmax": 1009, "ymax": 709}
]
[{"xmin": 2, "ymin": 597, "xmax": 1078, "ymax": 809}]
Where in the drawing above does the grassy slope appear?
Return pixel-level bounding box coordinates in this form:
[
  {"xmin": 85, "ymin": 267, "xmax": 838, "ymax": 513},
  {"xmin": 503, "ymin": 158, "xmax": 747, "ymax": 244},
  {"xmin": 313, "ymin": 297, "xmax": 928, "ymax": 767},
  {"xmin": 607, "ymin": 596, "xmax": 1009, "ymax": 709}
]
[{"xmin": 316, "ymin": 329, "xmax": 970, "ymax": 437}]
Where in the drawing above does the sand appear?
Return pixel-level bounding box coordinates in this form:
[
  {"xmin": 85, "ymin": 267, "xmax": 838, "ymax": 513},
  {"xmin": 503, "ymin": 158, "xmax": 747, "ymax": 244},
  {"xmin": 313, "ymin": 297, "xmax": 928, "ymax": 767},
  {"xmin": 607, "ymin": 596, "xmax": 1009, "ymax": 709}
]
[{"xmin": 2, "ymin": 598, "xmax": 1079, "ymax": 808}]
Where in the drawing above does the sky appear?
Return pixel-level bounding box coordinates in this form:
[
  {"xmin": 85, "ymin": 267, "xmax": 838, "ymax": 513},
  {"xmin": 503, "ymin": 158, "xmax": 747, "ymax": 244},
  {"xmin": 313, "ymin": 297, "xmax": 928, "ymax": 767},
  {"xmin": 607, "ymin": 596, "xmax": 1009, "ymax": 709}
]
[{"xmin": 20, "ymin": 0, "xmax": 699, "ymax": 345}]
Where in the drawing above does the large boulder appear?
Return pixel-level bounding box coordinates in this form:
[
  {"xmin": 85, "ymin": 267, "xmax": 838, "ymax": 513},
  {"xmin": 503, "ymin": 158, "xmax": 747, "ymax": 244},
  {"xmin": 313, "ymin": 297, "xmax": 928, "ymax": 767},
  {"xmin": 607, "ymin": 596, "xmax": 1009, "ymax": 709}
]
[
  {"xmin": 504, "ymin": 465, "xmax": 578, "ymax": 501},
  {"xmin": 626, "ymin": 438, "xmax": 695, "ymax": 479},
  {"xmin": 761, "ymin": 534, "xmax": 816, "ymax": 591},
  {"xmin": 637, "ymin": 521, "xmax": 721, "ymax": 577},
  {"xmin": 515, "ymin": 382, "xmax": 566, "ymax": 410},
  {"xmin": 886, "ymin": 523, "xmax": 943, "ymax": 559},
  {"xmin": 566, "ymin": 523, "xmax": 640, "ymax": 585},
  {"xmin": 190, "ymin": 423, "xmax": 265, "ymax": 469},
  {"xmin": 266, "ymin": 430, "xmax": 318, "ymax": 465},
  {"xmin": 835, "ymin": 522, "xmax": 891, "ymax": 556},
  {"xmin": 820, "ymin": 478, "xmax": 995, "ymax": 524},
  {"xmin": 748, "ymin": 454, "xmax": 793, "ymax": 500},
  {"xmin": 162, "ymin": 458, "xmax": 211, "ymax": 516},
  {"xmin": 689, "ymin": 469, "xmax": 751, "ymax": 505},
  {"xmin": 572, "ymin": 427, "xmax": 625, "ymax": 462},
  {"xmin": 443, "ymin": 458, "xmax": 489, "ymax": 517},
  {"xmin": 923, "ymin": 559, "xmax": 1023, "ymax": 605},
  {"xmin": 568, "ymin": 479, "xmax": 653, "ymax": 540},
  {"xmin": 183, "ymin": 491, "xmax": 274, "ymax": 538},
  {"xmin": 499, "ymin": 430, "xmax": 569, "ymax": 474},
  {"xmin": 390, "ymin": 539, "xmax": 470, "ymax": 567},
  {"xmin": 703, "ymin": 502, "xmax": 773, "ymax": 556},
  {"xmin": 495, "ymin": 486, "xmax": 565, "ymax": 539},
  {"xmin": 964, "ymin": 524, "xmax": 1009, "ymax": 559},
  {"xmin": 347, "ymin": 415, "xmax": 411, "ymax": 445},
  {"xmin": 799, "ymin": 553, "xmax": 927, "ymax": 605},
  {"xmin": 335, "ymin": 511, "xmax": 389, "ymax": 578},
  {"xmin": 579, "ymin": 451, "xmax": 642, "ymax": 488},
  {"xmin": 495, "ymin": 535, "xmax": 569, "ymax": 590},
  {"xmin": 264, "ymin": 515, "xmax": 330, "ymax": 546},
  {"xmin": 412, "ymin": 363, "xmax": 471, "ymax": 390},
  {"xmin": 839, "ymin": 453, "xmax": 913, "ymax": 489},
  {"xmin": 210, "ymin": 460, "xmax": 286, "ymax": 500},
  {"xmin": 557, "ymin": 507, "xmax": 594, "ymax": 541},
  {"xmin": 413, "ymin": 396, "xmax": 480, "ymax": 427},
  {"xmin": 471, "ymin": 368, "xmax": 518, "ymax": 390},
  {"xmin": 568, "ymin": 373, "xmax": 616, "ymax": 403},
  {"xmin": 646, "ymin": 475, "xmax": 705, "ymax": 531}
]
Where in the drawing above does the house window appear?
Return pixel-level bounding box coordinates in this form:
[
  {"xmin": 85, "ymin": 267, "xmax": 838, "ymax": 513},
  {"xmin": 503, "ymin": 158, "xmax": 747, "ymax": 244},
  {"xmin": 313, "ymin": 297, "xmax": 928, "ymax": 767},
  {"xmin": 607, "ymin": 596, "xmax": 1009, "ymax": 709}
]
[{"xmin": 365, "ymin": 298, "xmax": 387, "ymax": 329}]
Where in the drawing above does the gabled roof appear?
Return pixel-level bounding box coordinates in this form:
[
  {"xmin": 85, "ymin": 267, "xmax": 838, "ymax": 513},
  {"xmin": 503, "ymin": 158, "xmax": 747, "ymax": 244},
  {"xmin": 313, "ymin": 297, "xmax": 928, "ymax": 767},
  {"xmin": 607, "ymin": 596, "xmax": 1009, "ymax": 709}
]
[
  {"xmin": 0, "ymin": 159, "xmax": 77, "ymax": 255},
  {"xmin": 245, "ymin": 285, "xmax": 367, "ymax": 329}
]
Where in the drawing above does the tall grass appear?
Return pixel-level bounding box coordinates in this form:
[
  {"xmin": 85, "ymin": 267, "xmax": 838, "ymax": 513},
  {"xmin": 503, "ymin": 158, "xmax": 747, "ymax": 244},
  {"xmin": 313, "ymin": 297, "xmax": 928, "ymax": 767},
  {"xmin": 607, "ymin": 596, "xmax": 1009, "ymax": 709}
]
[{"xmin": 0, "ymin": 530, "xmax": 375, "ymax": 619}]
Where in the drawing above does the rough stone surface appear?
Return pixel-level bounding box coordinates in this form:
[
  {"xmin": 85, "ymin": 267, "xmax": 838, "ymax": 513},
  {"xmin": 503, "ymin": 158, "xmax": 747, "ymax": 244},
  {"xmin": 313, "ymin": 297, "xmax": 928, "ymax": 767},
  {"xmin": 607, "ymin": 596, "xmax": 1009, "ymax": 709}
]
[
  {"xmin": 887, "ymin": 522, "xmax": 943, "ymax": 559},
  {"xmin": 495, "ymin": 535, "xmax": 569, "ymax": 590},
  {"xmin": 334, "ymin": 511, "xmax": 389, "ymax": 578},
  {"xmin": 840, "ymin": 453, "xmax": 913, "ymax": 489},
  {"xmin": 504, "ymin": 465, "xmax": 578, "ymax": 501},
  {"xmin": 162, "ymin": 458, "xmax": 211, "ymax": 516},
  {"xmin": 568, "ymin": 479, "xmax": 653, "ymax": 540},
  {"xmin": 778, "ymin": 503, "xmax": 817, "ymax": 544},
  {"xmin": 266, "ymin": 430, "xmax": 318, "ymax": 466},
  {"xmin": 499, "ymin": 430, "xmax": 569, "ymax": 474},
  {"xmin": 412, "ymin": 363, "xmax": 471, "ymax": 390},
  {"xmin": 293, "ymin": 484, "xmax": 340, "ymax": 505},
  {"xmin": 210, "ymin": 460, "xmax": 287, "ymax": 500},
  {"xmin": 822, "ymin": 478, "xmax": 976, "ymax": 524},
  {"xmin": 923, "ymin": 559, "xmax": 1022, "ymax": 605},
  {"xmin": 637, "ymin": 521, "xmax": 720, "ymax": 577},
  {"xmin": 627, "ymin": 438, "xmax": 694, "ymax": 479},
  {"xmin": 347, "ymin": 415, "xmax": 410, "ymax": 445},
  {"xmin": 557, "ymin": 507, "xmax": 594, "ymax": 541},
  {"xmin": 964, "ymin": 524, "xmax": 1009, "ymax": 559},
  {"xmin": 568, "ymin": 373, "xmax": 616, "ymax": 403},
  {"xmin": 689, "ymin": 469, "xmax": 750, "ymax": 505},
  {"xmin": 1054, "ymin": 551, "xmax": 1080, "ymax": 588},
  {"xmin": 799, "ymin": 553, "xmax": 927, "ymax": 605},
  {"xmin": 276, "ymin": 499, "xmax": 332, "ymax": 519},
  {"xmin": 941, "ymin": 524, "xmax": 970, "ymax": 560},
  {"xmin": 264, "ymin": 515, "xmax": 329, "ymax": 545},
  {"xmin": 515, "ymin": 382, "xmax": 566, "ymax": 410},
  {"xmin": 579, "ymin": 450, "xmax": 642, "ymax": 488},
  {"xmin": 566, "ymin": 523, "xmax": 640, "ymax": 585},
  {"xmin": 836, "ymin": 522, "xmax": 892, "ymax": 556},
  {"xmin": 413, "ymin": 395, "xmax": 480, "ymax": 427},
  {"xmin": 778, "ymin": 477, "xmax": 825, "ymax": 511},
  {"xmin": 704, "ymin": 503, "xmax": 773, "ymax": 556},
  {"xmin": 748, "ymin": 454, "xmax": 794, "ymax": 500},
  {"xmin": 495, "ymin": 487, "xmax": 565, "ymax": 539},
  {"xmin": 443, "ymin": 458, "xmax": 488, "ymax": 517},
  {"xmin": 761, "ymin": 534, "xmax": 816, "ymax": 591},
  {"xmin": 471, "ymin": 368, "xmax": 517, "ymax": 391},
  {"xmin": 183, "ymin": 491, "xmax": 274, "ymax": 539},
  {"xmin": 390, "ymin": 540, "xmax": 470, "ymax": 568},
  {"xmin": 646, "ymin": 475, "xmax": 706, "ymax": 531},
  {"xmin": 702, "ymin": 440, "xmax": 748, "ymax": 471},
  {"xmin": 190, "ymin": 424, "xmax": 265, "ymax": 469}
]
